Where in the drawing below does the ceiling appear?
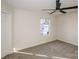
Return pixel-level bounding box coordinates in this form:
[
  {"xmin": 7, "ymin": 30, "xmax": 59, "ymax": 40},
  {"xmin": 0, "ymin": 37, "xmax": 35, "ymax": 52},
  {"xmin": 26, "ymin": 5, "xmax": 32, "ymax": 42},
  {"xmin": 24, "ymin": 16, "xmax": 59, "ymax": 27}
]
[{"xmin": 2, "ymin": 0, "xmax": 78, "ymax": 11}]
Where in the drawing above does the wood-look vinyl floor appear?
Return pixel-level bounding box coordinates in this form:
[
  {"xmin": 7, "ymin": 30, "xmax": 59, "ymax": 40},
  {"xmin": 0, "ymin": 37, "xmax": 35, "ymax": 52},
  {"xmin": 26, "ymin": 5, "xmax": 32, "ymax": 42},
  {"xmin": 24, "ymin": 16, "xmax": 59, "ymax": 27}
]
[{"xmin": 2, "ymin": 40, "xmax": 78, "ymax": 59}]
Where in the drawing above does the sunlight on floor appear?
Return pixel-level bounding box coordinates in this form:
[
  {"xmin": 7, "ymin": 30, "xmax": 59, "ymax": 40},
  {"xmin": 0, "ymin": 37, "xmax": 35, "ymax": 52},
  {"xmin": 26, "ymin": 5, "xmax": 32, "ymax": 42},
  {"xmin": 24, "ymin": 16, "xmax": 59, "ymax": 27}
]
[
  {"xmin": 14, "ymin": 51, "xmax": 70, "ymax": 59},
  {"xmin": 52, "ymin": 56, "xmax": 69, "ymax": 59},
  {"xmin": 35, "ymin": 54, "xmax": 48, "ymax": 57}
]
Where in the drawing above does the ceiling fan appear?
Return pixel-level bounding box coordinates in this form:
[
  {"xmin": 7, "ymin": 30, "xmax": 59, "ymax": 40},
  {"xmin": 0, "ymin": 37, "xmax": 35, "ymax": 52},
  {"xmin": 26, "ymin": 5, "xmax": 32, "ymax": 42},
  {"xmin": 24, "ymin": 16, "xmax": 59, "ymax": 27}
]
[{"xmin": 43, "ymin": 0, "xmax": 78, "ymax": 14}]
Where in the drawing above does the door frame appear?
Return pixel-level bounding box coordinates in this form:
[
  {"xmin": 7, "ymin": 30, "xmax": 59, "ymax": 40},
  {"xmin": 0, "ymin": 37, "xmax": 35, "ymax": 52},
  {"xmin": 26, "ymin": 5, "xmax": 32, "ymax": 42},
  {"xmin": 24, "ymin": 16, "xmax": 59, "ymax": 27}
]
[{"xmin": 1, "ymin": 11, "xmax": 13, "ymax": 58}]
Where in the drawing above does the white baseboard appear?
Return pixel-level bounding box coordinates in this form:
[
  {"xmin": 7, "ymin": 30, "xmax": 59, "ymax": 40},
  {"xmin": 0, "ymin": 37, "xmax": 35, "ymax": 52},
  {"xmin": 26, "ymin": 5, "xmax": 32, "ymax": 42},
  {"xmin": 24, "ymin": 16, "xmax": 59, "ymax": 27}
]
[{"xmin": 14, "ymin": 39, "xmax": 56, "ymax": 51}]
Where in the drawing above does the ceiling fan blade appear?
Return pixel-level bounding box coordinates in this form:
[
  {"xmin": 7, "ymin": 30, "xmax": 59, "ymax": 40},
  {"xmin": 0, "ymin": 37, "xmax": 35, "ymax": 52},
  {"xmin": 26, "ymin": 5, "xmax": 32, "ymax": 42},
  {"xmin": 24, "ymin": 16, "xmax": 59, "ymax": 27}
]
[
  {"xmin": 50, "ymin": 10, "xmax": 56, "ymax": 14},
  {"xmin": 60, "ymin": 6, "xmax": 78, "ymax": 10},
  {"xmin": 60, "ymin": 10, "xmax": 66, "ymax": 13}
]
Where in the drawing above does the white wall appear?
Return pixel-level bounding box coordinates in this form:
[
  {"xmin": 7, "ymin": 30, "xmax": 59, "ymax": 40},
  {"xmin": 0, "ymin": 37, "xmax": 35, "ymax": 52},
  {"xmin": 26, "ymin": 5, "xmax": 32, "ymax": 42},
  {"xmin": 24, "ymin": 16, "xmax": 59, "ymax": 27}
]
[
  {"xmin": 13, "ymin": 8, "xmax": 55, "ymax": 50},
  {"xmin": 1, "ymin": 1, "xmax": 13, "ymax": 57},
  {"xmin": 55, "ymin": 11, "xmax": 78, "ymax": 46}
]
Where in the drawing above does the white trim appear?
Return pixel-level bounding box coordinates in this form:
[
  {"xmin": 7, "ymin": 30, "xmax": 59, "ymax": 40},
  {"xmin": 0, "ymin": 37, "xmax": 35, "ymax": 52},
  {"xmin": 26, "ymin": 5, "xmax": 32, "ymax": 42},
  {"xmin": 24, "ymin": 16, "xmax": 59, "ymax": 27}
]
[{"xmin": 1, "ymin": 12, "xmax": 13, "ymax": 57}]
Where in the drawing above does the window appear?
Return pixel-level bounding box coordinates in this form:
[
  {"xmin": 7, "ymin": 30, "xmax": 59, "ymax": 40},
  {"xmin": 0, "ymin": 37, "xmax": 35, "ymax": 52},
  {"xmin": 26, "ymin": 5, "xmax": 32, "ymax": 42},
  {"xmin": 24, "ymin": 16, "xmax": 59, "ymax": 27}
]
[{"xmin": 40, "ymin": 18, "xmax": 49, "ymax": 36}]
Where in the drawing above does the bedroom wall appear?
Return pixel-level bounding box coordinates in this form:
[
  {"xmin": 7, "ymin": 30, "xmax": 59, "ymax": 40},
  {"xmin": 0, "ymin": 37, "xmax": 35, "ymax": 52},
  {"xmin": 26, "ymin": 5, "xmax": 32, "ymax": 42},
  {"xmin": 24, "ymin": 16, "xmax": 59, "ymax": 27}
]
[
  {"xmin": 55, "ymin": 11, "xmax": 78, "ymax": 46},
  {"xmin": 13, "ymin": 8, "xmax": 56, "ymax": 50}
]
